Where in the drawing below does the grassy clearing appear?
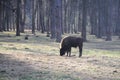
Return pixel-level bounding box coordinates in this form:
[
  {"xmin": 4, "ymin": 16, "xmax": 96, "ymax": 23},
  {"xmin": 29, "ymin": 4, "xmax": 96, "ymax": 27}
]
[
  {"xmin": 0, "ymin": 31, "xmax": 120, "ymax": 80},
  {"xmin": 0, "ymin": 31, "xmax": 120, "ymax": 57},
  {"xmin": 0, "ymin": 31, "xmax": 59, "ymax": 55}
]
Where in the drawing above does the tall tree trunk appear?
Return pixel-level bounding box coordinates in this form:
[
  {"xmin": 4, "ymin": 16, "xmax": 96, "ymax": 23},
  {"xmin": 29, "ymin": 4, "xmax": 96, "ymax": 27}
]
[
  {"xmin": 20, "ymin": 0, "xmax": 26, "ymax": 33},
  {"xmin": 46, "ymin": 0, "xmax": 50, "ymax": 37},
  {"xmin": 63, "ymin": 0, "xmax": 67, "ymax": 33},
  {"xmin": 89, "ymin": 0, "xmax": 98, "ymax": 35},
  {"xmin": 38, "ymin": 0, "xmax": 45, "ymax": 33},
  {"xmin": 16, "ymin": 0, "xmax": 20, "ymax": 36},
  {"xmin": 78, "ymin": 0, "xmax": 82, "ymax": 33},
  {"xmin": 81, "ymin": 0, "xmax": 87, "ymax": 41},
  {"xmin": 0, "ymin": 1, "xmax": 2, "ymax": 32},
  {"xmin": 32, "ymin": 0, "xmax": 35, "ymax": 34},
  {"xmin": 55, "ymin": 0, "xmax": 62, "ymax": 42},
  {"xmin": 97, "ymin": 0, "xmax": 102, "ymax": 38},
  {"xmin": 116, "ymin": 0, "xmax": 120, "ymax": 38},
  {"xmin": 50, "ymin": 0, "xmax": 56, "ymax": 39},
  {"xmin": 106, "ymin": 0, "xmax": 112, "ymax": 41}
]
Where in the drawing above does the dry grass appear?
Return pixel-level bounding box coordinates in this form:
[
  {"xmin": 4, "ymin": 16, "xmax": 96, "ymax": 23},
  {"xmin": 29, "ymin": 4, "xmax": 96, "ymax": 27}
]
[{"xmin": 0, "ymin": 31, "xmax": 120, "ymax": 80}]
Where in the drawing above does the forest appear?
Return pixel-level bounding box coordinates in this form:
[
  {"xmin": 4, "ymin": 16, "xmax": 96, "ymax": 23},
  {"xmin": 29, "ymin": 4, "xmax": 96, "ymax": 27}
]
[
  {"xmin": 0, "ymin": 0, "xmax": 120, "ymax": 80},
  {"xmin": 0, "ymin": 0, "xmax": 120, "ymax": 41}
]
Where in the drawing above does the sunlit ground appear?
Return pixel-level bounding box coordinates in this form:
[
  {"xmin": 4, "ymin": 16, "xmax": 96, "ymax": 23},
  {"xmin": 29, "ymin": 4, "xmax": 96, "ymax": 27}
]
[{"xmin": 0, "ymin": 31, "xmax": 120, "ymax": 80}]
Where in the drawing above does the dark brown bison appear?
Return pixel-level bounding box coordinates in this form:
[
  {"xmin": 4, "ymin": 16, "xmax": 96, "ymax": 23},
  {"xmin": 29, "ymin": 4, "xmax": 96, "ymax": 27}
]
[{"xmin": 60, "ymin": 36, "xmax": 83, "ymax": 57}]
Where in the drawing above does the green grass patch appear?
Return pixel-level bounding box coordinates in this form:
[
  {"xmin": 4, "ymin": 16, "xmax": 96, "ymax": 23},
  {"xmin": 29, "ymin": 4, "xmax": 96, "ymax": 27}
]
[
  {"xmin": 83, "ymin": 49, "xmax": 120, "ymax": 57},
  {"xmin": 0, "ymin": 31, "xmax": 120, "ymax": 80},
  {"xmin": 19, "ymin": 71, "xmax": 80, "ymax": 80},
  {"xmin": 0, "ymin": 73, "xmax": 8, "ymax": 80},
  {"xmin": 0, "ymin": 31, "xmax": 120, "ymax": 58}
]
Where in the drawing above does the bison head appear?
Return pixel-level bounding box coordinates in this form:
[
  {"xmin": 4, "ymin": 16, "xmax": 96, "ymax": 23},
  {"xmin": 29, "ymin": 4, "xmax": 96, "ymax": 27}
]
[{"xmin": 60, "ymin": 48, "xmax": 65, "ymax": 56}]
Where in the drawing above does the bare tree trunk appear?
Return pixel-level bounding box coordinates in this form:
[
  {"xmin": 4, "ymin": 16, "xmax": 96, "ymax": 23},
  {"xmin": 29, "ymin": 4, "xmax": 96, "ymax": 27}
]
[
  {"xmin": 116, "ymin": 0, "xmax": 120, "ymax": 38},
  {"xmin": 81, "ymin": 0, "xmax": 87, "ymax": 41},
  {"xmin": 97, "ymin": 0, "xmax": 103, "ymax": 38},
  {"xmin": 50, "ymin": 0, "xmax": 56, "ymax": 39},
  {"xmin": 32, "ymin": 0, "xmax": 38, "ymax": 34},
  {"xmin": 16, "ymin": 0, "xmax": 20, "ymax": 36},
  {"xmin": 46, "ymin": 0, "xmax": 50, "ymax": 37},
  {"xmin": 55, "ymin": 0, "xmax": 62, "ymax": 42},
  {"xmin": 106, "ymin": 0, "xmax": 112, "ymax": 41},
  {"xmin": 20, "ymin": 0, "xmax": 26, "ymax": 33},
  {"xmin": 78, "ymin": 0, "xmax": 82, "ymax": 33},
  {"xmin": 38, "ymin": 0, "xmax": 45, "ymax": 33},
  {"xmin": 32, "ymin": 0, "xmax": 35, "ymax": 34},
  {"xmin": 0, "ymin": 1, "xmax": 2, "ymax": 31},
  {"xmin": 63, "ymin": 0, "xmax": 68, "ymax": 33}
]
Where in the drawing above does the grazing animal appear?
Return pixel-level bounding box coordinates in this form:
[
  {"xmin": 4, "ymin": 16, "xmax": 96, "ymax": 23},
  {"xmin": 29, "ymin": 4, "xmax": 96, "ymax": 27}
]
[{"xmin": 60, "ymin": 36, "xmax": 83, "ymax": 57}]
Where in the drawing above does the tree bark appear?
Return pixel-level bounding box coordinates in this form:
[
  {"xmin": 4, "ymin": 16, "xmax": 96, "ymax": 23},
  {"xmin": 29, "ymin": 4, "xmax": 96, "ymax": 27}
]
[
  {"xmin": 81, "ymin": 0, "xmax": 87, "ymax": 41},
  {"xmin": 16, "ymin": 0, "xmax": 20, "ymax": 36},
  {"xmin": 55, "ymin": 0, "xmax": 62, "ymax": 42},
  {"xmin": 106, "ymin": 0, "xmax": 112, "ymax": 41},
  {"xmin": 50, "ymin": 0, "xmax": 56, "ymax": 39}
]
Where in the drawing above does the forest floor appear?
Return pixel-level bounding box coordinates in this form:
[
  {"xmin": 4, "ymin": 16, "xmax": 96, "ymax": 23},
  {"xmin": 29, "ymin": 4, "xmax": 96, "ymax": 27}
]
[{"xmin": 0, "ymin": 32, "xmax": 120, "ymax": 80}]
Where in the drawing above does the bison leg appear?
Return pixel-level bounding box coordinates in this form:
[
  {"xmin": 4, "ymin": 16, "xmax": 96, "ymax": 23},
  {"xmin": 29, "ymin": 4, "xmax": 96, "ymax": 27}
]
[
  {"xmin": 79, "ymin": 46, "xmax": 82, "ymax": 57},
  {"xmin": 67, "ymin": 48, "xmax": 71, "ymax": 57},
  {"xmin": 66, "ymin": 51, "xmax": 69, "ymax": 56}
]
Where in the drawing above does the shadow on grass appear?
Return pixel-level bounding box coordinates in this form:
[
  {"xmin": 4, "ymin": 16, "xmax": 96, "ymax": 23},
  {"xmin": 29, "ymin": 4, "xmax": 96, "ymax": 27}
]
[
  {"xmin": 84, "ymin": 40, "xmax": 120, "ymax": 51},
  {"xmin": 0, "ymin": 53, "xmax": 79, "ymax": 80}
]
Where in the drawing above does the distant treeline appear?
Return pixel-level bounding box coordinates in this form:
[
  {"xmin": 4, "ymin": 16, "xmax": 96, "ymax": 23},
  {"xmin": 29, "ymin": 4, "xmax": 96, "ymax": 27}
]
[{"xmin": 0, "ymin": 0, "xmax": 120, "ymax": 42}]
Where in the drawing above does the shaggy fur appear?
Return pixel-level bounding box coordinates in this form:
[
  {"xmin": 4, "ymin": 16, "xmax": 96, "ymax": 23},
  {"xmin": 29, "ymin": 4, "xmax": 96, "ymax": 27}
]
[{"xmin": 60, "ymin": 36, "xmax": 83, "ymax": 57}]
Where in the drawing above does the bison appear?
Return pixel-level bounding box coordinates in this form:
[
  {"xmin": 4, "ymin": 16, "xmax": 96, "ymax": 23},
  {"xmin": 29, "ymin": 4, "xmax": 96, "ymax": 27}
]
[{"xmin": 60, "ymin": 36, "xmax": 83, "ymax": 57}]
